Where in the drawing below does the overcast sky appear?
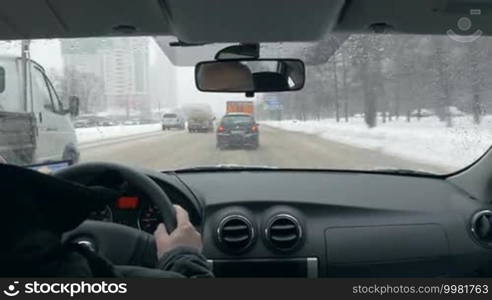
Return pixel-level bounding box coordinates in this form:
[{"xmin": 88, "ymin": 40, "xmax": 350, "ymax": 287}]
[{"xmin": 0, "ymin": 39, "xmax": 62, "ymax": 70}]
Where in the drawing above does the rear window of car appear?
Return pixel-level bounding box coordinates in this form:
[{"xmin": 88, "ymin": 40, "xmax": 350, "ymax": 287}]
[
  {"xmin": 163, "ymin": 113, "xmax": 177, "ymax": 118},
  {"xmin": 222, "ymin": 115, "xmax": 254, "ymax": 125}
]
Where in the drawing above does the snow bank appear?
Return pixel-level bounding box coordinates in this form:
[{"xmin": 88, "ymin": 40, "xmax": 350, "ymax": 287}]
[
  {"xmin": 264, "ymin": 116, "xmax": 492, "ymax": 171},
  {"xmin": 76, "ymin": 124, "xmax": 161, "ymax": 144}
]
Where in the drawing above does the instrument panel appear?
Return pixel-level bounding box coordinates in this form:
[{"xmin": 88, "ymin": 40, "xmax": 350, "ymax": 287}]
[{"xmin": 88, "ymin": 194, "xmax": 162, "ymax": 234}]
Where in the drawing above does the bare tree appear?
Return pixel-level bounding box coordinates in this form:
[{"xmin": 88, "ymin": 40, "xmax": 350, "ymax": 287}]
[
  {"xmin": 431, "ymin": 37, "xmax": 454, "ymax": 127},
  {"xmin": 54, "ymin": 67, "xmax": 106, "ymax": 114},
  {"xmin": 467, "ymin": 40, "xmax": 485, "ymax": 124},
  {"xmin": 266, "ymin": 33, "xmax": 492, "ymax": 129}
]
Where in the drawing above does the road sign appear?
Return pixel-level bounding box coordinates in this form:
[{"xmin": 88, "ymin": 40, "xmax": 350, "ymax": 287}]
[{"xmin": 265, "ymin": 99, "xmax": 282, "ymax": 110}]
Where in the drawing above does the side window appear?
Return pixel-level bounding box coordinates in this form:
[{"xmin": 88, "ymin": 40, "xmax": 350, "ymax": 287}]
[
  {"xmin": 45, "ymin": 77, "xmax": 62, "ymax": 112},
  {"xmin": 32, "ymin": 67, "xmax": 54, "ymax": 112}
]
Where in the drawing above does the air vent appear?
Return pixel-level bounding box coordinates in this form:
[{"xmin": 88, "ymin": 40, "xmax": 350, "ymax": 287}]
[
  {"xmin": 266, "ymin": 214, "xmax": 302, "ymax": 251},
  {"xmin": 217, "ymin": 215, "xmax": 255, "ymax": 253},
  {"xmin": 470, "ymin": 210, "xmax": 492, "ymax": 247}
]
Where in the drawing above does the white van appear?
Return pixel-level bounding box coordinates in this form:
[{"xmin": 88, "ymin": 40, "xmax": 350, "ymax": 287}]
[
  {"xmin": 0, "ymin": 56, "xmax": 79, "ymax": 165},
  {"xmin": 162, "ymin": 113, "xmax": 186, "ymax": 130}
]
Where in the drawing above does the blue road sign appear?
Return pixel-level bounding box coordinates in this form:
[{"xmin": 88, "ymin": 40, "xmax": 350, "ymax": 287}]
[{"xmin": 265, "ymin": 99, "xmax": 282, "ymax": 110}]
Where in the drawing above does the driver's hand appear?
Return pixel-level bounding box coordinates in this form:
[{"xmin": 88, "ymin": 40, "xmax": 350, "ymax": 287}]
[{"xmin": 154, "ymin": 205, "xmax": 203, "ymax": 259}]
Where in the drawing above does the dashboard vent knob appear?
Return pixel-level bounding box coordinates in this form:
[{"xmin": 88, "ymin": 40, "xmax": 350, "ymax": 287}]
[
  {"xmin": 470, "ymin": 210, "xmax": 492, "ymax": 247},
  {"xmin": 217, "ymin": 215, "xmax": 255, "ymax": 253},
  {"xmin": 266, "ymin": 214, "xmax": 302, "ymax": 251}
]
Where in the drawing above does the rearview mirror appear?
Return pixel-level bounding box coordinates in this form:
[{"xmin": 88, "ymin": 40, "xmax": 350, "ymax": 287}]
[
  {"xmin": 195, "ymin": 59, "xmax": 305, "ymax": 93},
  {"xmin": 67, "ymin": 96, "xmax": 80, "ymax": 117}
]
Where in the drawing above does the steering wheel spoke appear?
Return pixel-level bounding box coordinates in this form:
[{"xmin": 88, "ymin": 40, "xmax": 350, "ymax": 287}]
[{"xmin": 62, "ymin": 220, "xmax": 157, "ymax": 267}]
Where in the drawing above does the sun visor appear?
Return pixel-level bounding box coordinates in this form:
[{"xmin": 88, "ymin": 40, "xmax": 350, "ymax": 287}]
[{"xmin": 163, "ymin": 0, "xmax": 346, "ymax": 43}]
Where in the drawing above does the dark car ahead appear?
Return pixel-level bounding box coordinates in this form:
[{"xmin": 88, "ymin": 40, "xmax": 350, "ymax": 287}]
[{"xmin": 216, "ymin": 113, "xmax": 259, "ymax": 150}]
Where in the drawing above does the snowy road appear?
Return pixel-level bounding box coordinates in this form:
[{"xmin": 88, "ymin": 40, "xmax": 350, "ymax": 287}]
[{"xmin": 80, "ymin": 125, "xmax": 447, "ymax": 173}]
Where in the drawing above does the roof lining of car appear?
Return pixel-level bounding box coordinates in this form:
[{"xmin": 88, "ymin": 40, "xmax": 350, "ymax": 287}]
[
  {"xmin": 336, "ymin": 0, "xmax": 492, "ymax": 36},
  {"xmin": 0, "ymin": 13, "xmax": 19, "ymax": 37},
  {"xmin": 0, "ymin": 0, "xmax": 490, "ymax": 42},
  {"xmin": 44, "ymin": 0, "xmax": 70, "ymax": 33},
  {"xmin": 0, "ymin": 0, "xmax": 345, "ymax": 41}
]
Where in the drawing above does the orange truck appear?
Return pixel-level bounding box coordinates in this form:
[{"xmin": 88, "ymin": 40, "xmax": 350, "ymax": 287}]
[{"xmin": 226, "ymin": 101, "xmax": 254, "ymax": 115}]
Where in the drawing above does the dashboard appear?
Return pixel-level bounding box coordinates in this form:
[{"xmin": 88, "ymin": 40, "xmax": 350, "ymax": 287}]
[{"xmin": 91, "ymin": 169, "xmax": 492, "ymax": 277}]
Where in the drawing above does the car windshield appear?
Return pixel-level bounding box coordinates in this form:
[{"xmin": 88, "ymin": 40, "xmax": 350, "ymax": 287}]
[
  {"xmin": 222, "ymin": 115, "xmax": 254, "ymax": 125},
  {"xmin": 1, "ymin": 33, "xmax": 491, "ymax": 174}
]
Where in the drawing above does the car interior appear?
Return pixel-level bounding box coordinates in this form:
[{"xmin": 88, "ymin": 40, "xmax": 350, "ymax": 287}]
[{"xmin": 3, "ymin": 0, "xmax": 492, "ymax": 278}]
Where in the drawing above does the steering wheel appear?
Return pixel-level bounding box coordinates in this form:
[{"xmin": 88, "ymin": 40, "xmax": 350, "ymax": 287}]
[{"xmin": 55, "ymin": 162, "xmax": 177, "ymax": 267}]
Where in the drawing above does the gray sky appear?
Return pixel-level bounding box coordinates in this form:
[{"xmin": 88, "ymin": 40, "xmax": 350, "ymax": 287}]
[{"xmin": 30, "ymin": 40, "xmax": 63, "ymax": 70}]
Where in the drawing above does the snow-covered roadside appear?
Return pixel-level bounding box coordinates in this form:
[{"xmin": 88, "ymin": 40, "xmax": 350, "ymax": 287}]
[
  {"xmin": 264, "ymin": 116, "xmax": 492, "ymax": 170},
  {"xmin": 76, "ymin": 124, "xmax": 162, "ymax": 144}
]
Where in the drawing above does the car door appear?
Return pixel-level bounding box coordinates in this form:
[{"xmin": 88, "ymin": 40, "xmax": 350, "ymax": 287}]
[{"xmin": 31, "ymin": 65, "xmax": 73, "ymax": 162}]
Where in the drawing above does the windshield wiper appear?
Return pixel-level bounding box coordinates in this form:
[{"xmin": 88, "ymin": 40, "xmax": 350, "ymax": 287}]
[
  {"xmin": 372, "ymin": 168, "xmax": 439, "ymax": 177},
  {"xmin": 171, "ymin": 164, "xmax": 279, "ymax": 172},
  {"xmin": 169, "ymin": 165, "xmax": 439, "ymax": 177}
]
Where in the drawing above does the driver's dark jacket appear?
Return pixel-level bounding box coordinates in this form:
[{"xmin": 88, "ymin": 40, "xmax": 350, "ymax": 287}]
[{"xmin": 0, "ymin": 164, "xmax": 213, "ymax": 278}]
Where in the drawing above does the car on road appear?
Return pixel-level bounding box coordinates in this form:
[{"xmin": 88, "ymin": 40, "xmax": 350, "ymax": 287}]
[
  {"xmin": 216, "ymin": 113, "xmax": 259, "ymax": 150},
  {"xmin": 139, "ymin": 118, "xmax": 157, "ymax": 125},
  {"xmin": 162, "ymin": 113, "xmax": 185, "ymax": 130},
  {"xmin": 186, "ymin": 108, "xmax": 214, "ymax": 133},
  {"xmin": 122, "ymin": 119, "xmax": 140, "ymax": 126},
  {"xmin": 73, "ymin": 119, "xmax": 91, "ymax": 128},
  {"xmin": 98, "ymin": 118, "xmax": 118, "ymax": 127},
  {"xmin": 74, "ymin": 116, "xmax": 104, "ymax": 128},
  {"xmin": 188, "ymin": 118, "xmax": 213, "ymax": 132}
]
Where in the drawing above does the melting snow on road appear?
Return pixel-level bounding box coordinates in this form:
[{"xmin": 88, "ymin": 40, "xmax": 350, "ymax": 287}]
[{"xmin": 264, "ymin": 116, "xmax": 492, "ymax": 171}]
